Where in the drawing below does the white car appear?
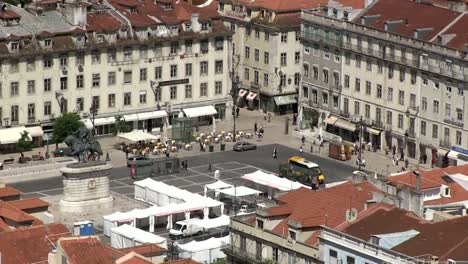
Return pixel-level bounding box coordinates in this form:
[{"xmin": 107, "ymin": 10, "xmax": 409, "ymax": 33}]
[{"xmin": 169, "ymin": 218, "xmax": 205, "ymax": 239}]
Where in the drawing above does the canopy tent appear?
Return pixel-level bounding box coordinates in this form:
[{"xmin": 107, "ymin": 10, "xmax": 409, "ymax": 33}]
[
  {"xmin": 103, "ymin": 211, "xmax": 135, "ymax": 236},
  {"xmin": 178, "ymin": 236, "xmax": 229, "ymax": 263},
  {"xmin": 274, "ymin": 94, "xmax": 297, "ymax": 106},
  {"xmin": 183, "ymin": 105, "xmax": 217, "ymax": 118},
  {"xmin": 0, "ymin": 126, "xmax": 43, "ymax": 144},
  {"xmin": 111, "ymin": 224, "xmax": 167, "ymax": 249},
  {"xmin": 204, "ymin": 180, "xmax": 233, "ymax": 196},
  {"xmin": 195, "ymin": 215, "xmax": 230, "ymax": 229},
  {"xmin": 118, "ymin": 131, "xmax": 161, "ymax": 142},
  {"xmin": 137, "ymin": 110, "xmax": 168, "ymax": 121},
  {"xmin": 216, "ymin": 186, "xmax": 261, "ymax": 197},
  {"xmin": 242, "ymin": 170, "xmax": 307, "ymax": 191}
]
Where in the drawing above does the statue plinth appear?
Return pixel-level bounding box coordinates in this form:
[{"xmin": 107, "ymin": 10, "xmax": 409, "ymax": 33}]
[{"xmin": 59, "ymin": 161, "xmax": 114, "ymax": 213}]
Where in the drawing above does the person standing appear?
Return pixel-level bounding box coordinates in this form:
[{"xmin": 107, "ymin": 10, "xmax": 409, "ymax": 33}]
[
  {"xmin": 254, "ymin": 122, "xmax": 258, "ymax": 133},
  {"xmin": 184, "ymin": 160, "xmax": 188, "ymax": 170},
  {"xmin": 273, "ymin": 147, "xmax": 278, "ymax": 159},
  {"xmin": 301, "ymin": 135, "xmax": 306, "ymax": 146},
  {"xmin": 236, "ymin": 107, "xmax": 240, "ymax": 118}
]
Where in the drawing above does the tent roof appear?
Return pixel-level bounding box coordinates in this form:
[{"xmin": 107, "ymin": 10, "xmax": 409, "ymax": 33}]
[
  {"xmin": 118, "ymin": 131, "xmax": 160, "ymax": 142},
  {"xmin": 112, "ymin": 224, "xmax": 166, "ymax": 244},
  {"xmin": 205, "ymin": 180, "xmax": 233, "ymax": 191},
  {"xmin": 177, "ymin": 236, "xmax": 230, "ymax": 252},
  {"xmin": 242, "ymin": 170, "xmax": 307, "ymax": 191},
  {"xmin": 217, "ymin": 186, "xmax": 262, "ymax": 197}
]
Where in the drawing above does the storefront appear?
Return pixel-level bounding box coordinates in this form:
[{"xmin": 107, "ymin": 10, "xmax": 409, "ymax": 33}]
[
  {"xmin": 237, "ymin": 89, "xmax": 248, "ymax": 108},
  {"xmin": 273, "ymin": 94, "xmax": 297, "ymax": 115},
  {"xmin": 367, "ymin": 127, "xmax": 382, "ymax": 150},
  {"xmin": 214, "ymin": 103, "xmax": 226, "ymax": 120},
  {"xmin": 325, "ymin": 115, "xmax": 356, "ymax": 142},
  {"xmin": 246, "ymin": 92, "xmax": 258, "ymax": 110},
  {"xmin": 447, "ymin": 147, "xmax": 468, "ymax": 166},
  {"xmin": 136, "ymin": 110, "xmax": 168, "ymax": 132},
  {"xmin": 0, "ymin": 126, "xmax": 44, "ymax": 152},
  {"xmin": 182, "ymin": 105, "xmax": 218, "ymax": 131}
]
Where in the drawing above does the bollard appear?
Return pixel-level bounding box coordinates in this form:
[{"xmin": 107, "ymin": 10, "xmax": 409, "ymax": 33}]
[
  {"xmin": 106, "ymin": 152, "xmax": 111, "ymax": 161},
  {"xmin": 311, "ymin": 146, "xmax": 313, "ymax": 153}
]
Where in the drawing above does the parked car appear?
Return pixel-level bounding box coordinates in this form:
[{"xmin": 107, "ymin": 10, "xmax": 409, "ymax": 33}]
[
  {"xmin": 233, "ymin": 141, "xmax": 257, "ymax": 151},
  {"xmin": 53, "ymin": 147, "xmax": 72, "ymax": 157},
  {"xmin": 126, "ymin": 156, "xmax": 152, "ymax": 167},
  {"xmin": 169, "ymin": 218, "xmax": 205, "ymax": 239}
]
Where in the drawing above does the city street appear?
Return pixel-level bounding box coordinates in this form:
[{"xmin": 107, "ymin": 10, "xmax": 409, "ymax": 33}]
[{"xmin": 12, "ymin": 144, "xmax": 356, "ymax": 196}]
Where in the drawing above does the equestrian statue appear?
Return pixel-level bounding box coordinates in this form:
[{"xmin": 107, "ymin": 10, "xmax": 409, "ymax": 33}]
[{"xmin": 64, "ymin": 126, "xmax": 103, "ymax": 162}]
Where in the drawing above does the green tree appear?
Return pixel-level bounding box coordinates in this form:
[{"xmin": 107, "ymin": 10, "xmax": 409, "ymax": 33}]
[
  {"xmin": 111, "ymin": 115, "xmax": 130, "ymax": 136},
  {"xmin": 52, "ymin": 112, "xmax": 83, "ymax": 145},
  {"xmin": 16, "ymin": 130, "xmax": 34, "ymax": 152}
]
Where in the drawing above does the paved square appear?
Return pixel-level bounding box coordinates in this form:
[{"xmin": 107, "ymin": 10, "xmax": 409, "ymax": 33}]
[
  {"xmin": 162, "ymin": 178, "xmax": 193, "ymax": 187},
  {"xmin": 110, "ymin": 181, "xmax": 126, "ymax": 188},
  {"xmin": 114, "ymin": 178, "xmax": 135, "ymax": 185},
  {"xmin": 183, "ymin": 175, "xmax": 216, "ymax": 184},
  {"xmin": 41, "ymin": 189, "xmax": 63, "ymax": 196},
  {"xmin": 190, "ymin": 166, "xmax": 215, "ymax": 174},
  {"xmin": 22, "ymin": 192, "xmax": 47, "ymax": 198},
  {"xmin": 213, "ymin": 162, "xmax": 246, "ymax": 170},
  {"xmin": 111, "ymin": 186, "xmax": 134, "ymax": 194},
  {"xmin": 219, "ymin": 170, "xmax": 242, "ymax": 179},
  {"xmin": 182, "ymin": 185, "xmax": 204, "ymax": 194}
]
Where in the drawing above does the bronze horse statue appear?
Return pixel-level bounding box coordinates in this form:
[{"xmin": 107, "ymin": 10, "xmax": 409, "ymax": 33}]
[{"xmin": 64, "ymin": 133, "xmax": 103, "ymax": 162}]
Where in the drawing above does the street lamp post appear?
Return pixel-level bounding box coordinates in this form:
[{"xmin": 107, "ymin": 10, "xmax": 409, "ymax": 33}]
[
  {"xmin": 357, "ymin": 116, "xmax": 364, "ymax": 171},
  {"xmin": 55, "ymin": 91, "xmax": 65, "ymax": 115},
  {"xmin": 231, "ymin": 75, "xmax": 240, "ymax": 142},
  {"xmin": 150, "ymin": 81, "xmax": 162, "ymax": 110},
  {"xmin": 90, "ymin": 101, "xmax": 98, "ymax": 137}
]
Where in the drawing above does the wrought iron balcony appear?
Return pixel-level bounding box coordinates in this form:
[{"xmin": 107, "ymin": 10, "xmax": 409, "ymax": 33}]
[
  {"xmin": 405, "ymin": 129, "xmax": 416, "ymax": 138},
  {"xmin": 223, "ymin": 245, "xmax": 263, "ymax": 264},
  {"xmin": 443, "ymin": 117, "xmax": 464, "ymax": 128}
]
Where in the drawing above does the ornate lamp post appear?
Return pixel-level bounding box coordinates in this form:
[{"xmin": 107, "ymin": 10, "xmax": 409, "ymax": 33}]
[
  {"xmin": 55, "ymin": 91, "xmax": 65, "ymax": 114},
  {"xmin": 230, "ymin": 74, "xmax": 240, "ymax": 142},
  {"xmin": 150, "ymin": 81, "xmax": 161, "ymax": 110},
  {"xmin": 90, "ymin": 100, "xmax": 98, "ymax": 136}
]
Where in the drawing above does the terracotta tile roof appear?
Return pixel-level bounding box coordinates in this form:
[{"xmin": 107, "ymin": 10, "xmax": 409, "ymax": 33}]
[
  {"xmin": 0, "ymin": 200, "xmax": 37, "ymax": 223},
  {"xmin": 7, "ymin": 197, "xmax": 50, "ymax": 211},
  {"xmin": 117, "ymin": 244, "xmax": 167, "ymax": 255},
  {"xmin": 252, "ymin": 12, "xmax": 302, "ymax": 29},
  {"xmin": 386, "ymin": 165, "xmax": 468, "ymax": 206},
  {"xmin": 354, "ymin": 0, "xmax": 462, "ymax": 41},
  {"xmin": 0, "ymin": 223, "xmax": 70, "ymax": 264},
  {"xmin": 60, "ymin": 237, "xmax": 117, "ymax": 264},
  {"xmin": 117, "ymin": 253, "xmax": 153, "ymax": 264},
  {"xmin": 162, "ymin": 259, "xmax": 201, "ymax": 264},
  {"xmin": 252, "ymin": 0, "xmax": 327, "ymax": 12},
  {"xmin": 0, "ymin": 186, "xmax": 23, "ymax": 198},
  {"xmin": 442, "ymin": 13, "xmax": 468, "ymax": 50},
  {"xmin": 334, "ymin": 0, "xmax": 366, "ymax": 9},
  {"xmin": 87, "ymin": 12, "xmax": 124, "ymax": 33},
  {"xmin": 0, "ymin": 10, "xmax": 21, "ymax": 19},
  {"xmin": 263, "ymin": 181, "xmax": 380, "ymax": 245},
  {"xmin": 343, "ymin": 207, "xmax": 468, "ymax": 261},
  {"xmin": 37, "ymin": 31, "xmax": 55, "ymax": 38}
]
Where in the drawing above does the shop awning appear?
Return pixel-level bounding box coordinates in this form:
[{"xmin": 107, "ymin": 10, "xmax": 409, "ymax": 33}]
[
  {"xmin": 25, "ymin": 126, "xmax": 44, "ymax": 137},
  {"xmin": 137, "ymin": 110, "xmax": 168, "ymax": 121},
  {"xmin": 368, "ymin": 128, "xmax": 382, "ymax": 136},
  {"xmin": 437, "ymin": 148, "xmax": 449, "ymax": 157},
  {"xmin": 118, "ymin": 131, "xmax": 161, "ymax": 142},
  {"xmin": 246, "ymin": 92, "xmax": 258, "ymax": 101},
  {"xmin": 324, "ymin": 115, "xmax": 339, "ymax": 125},
  {"xmin": 274, "ymin": 95, "xmax": 297, "ymax": 106},
  {"xmin": 0, "ymin": 126, "xmax": 28, "ymax": 144},
  {"xmin": 334, "ymin": 118, "xmax": 356, "ymax": 132},
  {"xmin": 448, "ymin": 150, "xmax": 459, "ymax": 160},
  {"xmin": 80, "ymin": 119, "xmax": 94, "ymax": 129},
  {"xmin": 183, "ymin": 105, "xmax": 217, "ymax": 118},
  {"xmin": 94, "ymin": 117, "xmax": 116, "ymax": 126},
  {"xmin": 239, "ymin": 89, "xmax": 248, "ymax": 97},
  {"xmin": 123, "ymin": 114, "xmax": 139, "ymax": 122}
]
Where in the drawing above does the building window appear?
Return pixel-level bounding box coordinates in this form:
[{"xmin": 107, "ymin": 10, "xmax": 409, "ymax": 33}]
[
  {"xmin": 422, "ymin": 97, "xmax": 427, "ymax": 111},
  {"xmin": 312, "ymin": 90, "xmax": 318, "ymax": 104},
  {"xmin": 323, "ymin": 69, "xmax": 329, "ymax": 83},
  {"xmin": 432, "ymin": 124, "xmax": 438, "ymax": 139},
  {"xmin": 200, "ymin": 61, "xmax": 208, "ymax": 75},
  {"xmin": 295, "ymin": 73, "xmax": 301, "ymax": 86},
  {"xmin": 355, "ymin": 55, "xmax": 361, "ymax": 68},
  {"xmin": 140, "ymin": 68, "xmax": 147, "ymax": 81},
  {"xmin": 76, "ymin": 75, "xmax": 84, "ymax": 89},
  {"xmin": 26, "ymin": 58, "xmax": 35, "ymax": 72},
  {"xmin": 365, "ymin": 81, "xmax": 371, "ymax": 95},
  {"xmin": 458, "ymin": 88, "xmax": 464, "ymax": 96},
  {"xmin": 421, "ymin": 120, "xmax": 426, "ymax": 136},
  {"xmin": 265, "ymin": 32, "xmax": 270, "ymax": 41},
  {"xmin": 264, "ymin": 73, "xmax": 269, "ymax": 87},
  {"xmin": 445, "ymin": 103, "xmax": 451, "ymax": 118},
  {"xmin": 256, "ymin": 241, "xmax": 262, "ymax": 260},
  {"xmin": 323, "ymin": 92, "xmax": 329, "ymax": 105},
  {"xmin": 456, "ymin": 131, "xmax": 462, "ymax": 145},
  {"xmin": 345, "ymin": 53, "xmax": 350, "ymax": 64},
  {"xmin": 240, "ymin": 236, "xmax": 246, "ymax": 252},
  {"xmin": 92, "ymin": 73, "xmax": 100, "ymax": 87},
  {"xmin": 170, "ymin": 86, "xmax": 177, "ymax": 100},
  {"xmin": 457, "ymin": 108, "xmax": 463, "ymax": 121},
  {"xmin": 365, "ymin": 104, "xmax": 370, "ymax": 118},
  {"xmin": 334, "ymin": 50, "xmax": 340, "ymax": 62},
  {"xmin": 185, "ymin": 63, "xmax": 192, "ymax": 76},
  {"xmin": 323, "ymin": 47, "xmax": 330, "ymax": 59},
  {"xmin": 333, "ymin": 95, "xmax": 339, "ymax": 109},
  {"xmin": 313, "ymin": 44, "xmax": 319, "ymax": 56},
  {"xmin": 295, "ymin": 52, "xmax": 300, "ymax": 64},
  {"xmin": 139, "ymin": 91, "xmax": 147, "ymax": 104},
  {"xmin": 92, "ymin": 96, "xmax": 100, "ymax": 110},
  {"xmin": 44, "ymin": 102, "xmax": 52, "ymax": 116},
  {"xmin": 387, "ymin": 87, "xmax": 393, "ymax": 101},
  {"xmin": 155, "ymin": 66, "xmax": 162, "ymax": 79},
  {"xmin": 433, "ymin": 100, "xmax": 439, "ymax": 113},
  {"xmin": 123, "ymin": 48, "xmax": 132, "ymax": 60},
  {"xmin": 245, "ymin": 46, "xmax": 250, "ymax": 59},
  {"xmin": 27, "ymin": 103, "xmax": 35, "ymax": 121},
  {"xmin": 76, "ymin": 52, "xmax": 85, "ymax": 65},
  {"xmin": 376, "ymin": 85, "xmax": 382, "ymax": 98},
  {"xmin": 60, "ymin": 99, "xmax": 68, "ymax": 113},
  {"xmin": 303, "ymin": 64, "xmax": 309, "ymax": 78},
  {"xmin": 343, "ymin": 98, "xmax": 349, "ymax": 114},
  {"xmin": 272, "ymin": 247, "xmax": 279, "ymax": 262},
  {"xmin": 215, "ymin": 60, "xmax": 223, "ymax": 74},
  {"xmin": 377, "ymin": 61, "xmax": 383, "ymax": 74},
  {"xmin": 185, "ymin": 85, "xmax": 192, "ymax": 98},
  {"xmin": 280, "ymin": 53, "xmax": 287, "ymax": 66},
  {"xmin": 59, "ymin": 56, "xmax": 68, "ymax": 67},
  {"xmin": 44, "ymin": 78, "xmax": 51, "ymax": 92},
  {"xmin": 399, "ymin": 67, "xmax": 406, "ymax": 82},
  {"xmin": 27, "ymin": 80, "xmax": 35, "ymax": 95},
  {"xmin": 122, "ymin": 70, "xmax": 132, "ymax": 84},
  {"xmin": 254, "ymin": 49, "xmax": 259, "ymax": 62},
  {"xmin": 355, "ymin": 78, "xmax": 360, "ymax": 92},
  {"xmin": 254, "ymin": 70, "xmax": 259, "ymax": 85},
  {"xmin": 108, "ymin": 72, "xmax": 116, "ymax": 86},
  {"xmin": 288, "ymin": 253, "xmax": 296, "ymax": 264},
  {"xmin": 366, "ymin": 58, "xmax": 372, "ymax": 71},
  {"xmin": 10, "ymin": 82, "xmax": 19, "ymax": 96},
  {"xmin": 170, "ymin": 41, "xmax": 179, "ymax": 55},
  {"xmin": 108, "ymin": 94, "xmax": 115, "ymax": 108},
  {"xmin": 107, "ymin": 49, "xmax": 117, "ymax": 63},
  {"xmin": 386, "ymin": 111, "xmax": 392, "ymax": 126},
  {"xmin": 344, "ymin": 75, "xmax": 350, "ymax": 88},
  {"xmin": 215, "ymin": 81, "xmax": 222, "ymax": 95},
  {"xmin": 313, "ymin": 66, "xmax": 319, "ymax": 80},
  {"xmin": 200, "ymin": 83, "xmax": 208, "ymax": 97},
  {"xmin": 329, "ymin": 249, "xmax": 338, "ymax": 263},
  {"xmin": 388, "ymin": 64, "xmax": 394, "ymax": 79},
  {"xmin": 124, "ymin": 92, "xmax": 131, "ymax": 106},
  {"xmin": 264, "ymin": 52, "xmax": 269, "ymax": 64},
  {"xmin": 60, "ymin": 77, "xmax": 68, "ymax": 90},
  {"xmin": 244, "ymin": 67, "xmax": 250, "ymax": 81},
  {"xmin": 398, "ymin": 114, "xmax": 403, "ymax": 129},
  {"xmin": 346, "ymin": 256, "xmax": 355, "ymax": 264},
  {"xmin": 43, "ymin": 56, "xmax": 53, "ymax": 68},
  {"xmin": 170, "ymin": 65, "xmax": 177, "ymax": 78},
  {"xmin": 91, "ymin": 50, "xmax": 100, "ymax": 64},
  {"xmin": 281, "ymin": 32, "xmax": 287, "ymax": 42},
  {"xmin": 76, "ymin": 98, "xmax": 84, "ymax": 111}
]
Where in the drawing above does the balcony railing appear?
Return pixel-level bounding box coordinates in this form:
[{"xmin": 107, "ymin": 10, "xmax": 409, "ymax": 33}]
[
  {"xmin": 340, "ymin": 111, "xmax": 350, "ymax": 118},
  {"xmin": 342, "ymin": 43, "xmax": 418, "ymax": 67},
  {"xmin": 405, "ymin": 129, "xmax": 416, "ymax": 138},
  {"xmin": 443, "ymin": 117, "xmax": 464, "ymax": 128},
  {"xmin": 301, "ymin": 32, "xmax": 342, "ymax": 47},
  {"xmin": 373, "ymin": 120, "xmax": 384, "ymax": 129},
  {"xmin": 440, "ymin": 139, "xmax": 452, "ymax": 149},
  {"xmin": 223, "ymin": 245, "xmax": 263, "ymax": 264}
]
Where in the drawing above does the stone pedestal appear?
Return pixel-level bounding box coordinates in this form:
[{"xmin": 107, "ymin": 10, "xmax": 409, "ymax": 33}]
[{"xmin": 59, "ymin": 161, "xmax": 113, "ymax": 213}]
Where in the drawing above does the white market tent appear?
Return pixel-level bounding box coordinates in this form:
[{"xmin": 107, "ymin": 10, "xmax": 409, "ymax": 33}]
[
  {"xmin": 0, "ymin": 126, "xmax": 44, "ymax": 144},
  {"xmin": 217, "ymin": 186, "xmax": 262, "ymax": 197},
  {"xmin": 195, "ymin": 215, "xmax": 230, "ymax": 229},
  {"xmin": 178, "ymin": 236, "xmax": 229, "ymax": 263},
  {"xmin": 182, "ymin": 105, "xmax": 217, "ymax": 118},
  {"xmin": 242, "ymin": 170, "xmax": 308, "ymax": 191},
  {"xmin": 111, "ymin": 224, "xmax": 167, "ymax": 249},
  {"xmin": 118, "ymin": 131, "xmax": 161, "ymax": 142},
  {"xmin": 204, "ymin": 180, "xmax": 233, "ymax": 197}
]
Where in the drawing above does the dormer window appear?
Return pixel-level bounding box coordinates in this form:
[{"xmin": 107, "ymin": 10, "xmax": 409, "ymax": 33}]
[
  {"xmin": 44, "ymin": 39, "xmax": 52, "ymax": 47},
  {"xmin": 343, "ymin": 11, "xmax": 349, "ymax": 21},
  {"xmin": 288, "ymin": 230, "xmax": 296, "ymax": 241},
  {"xmin": 170, "ymin": 26, "xmax": 178, "ymax": 34},
  {"xmin": 333, "ymin": 8, "xmax": 338, "ymax": 17},
  {"xmin": 129, "ymin": 7, "xmax": 136, "ymax": 12},
  {"xmin": 163, "ymin": 3, "xmax": 172, "ymax": 10},
  {"xmin": 10, "ymin": 42, "xmax": 18, "ymax": 51},
  {"xmin": 219, "ymin": 2, "xmax": 224, "ymax": 11},
  {"xmin": 256, "ymin": 219, "xmax": 264, "ymax": 229}
]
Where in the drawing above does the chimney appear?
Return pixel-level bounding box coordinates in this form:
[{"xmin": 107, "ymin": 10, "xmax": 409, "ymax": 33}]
[
  {"xmin": 447, "ymin": 0, "xmax": 466, "ymax": 11},
  {"xmin": 191, "ymin": 13, "xmax": 201, "ymax": 32},
  {"xmin": 413, "ymin": 170, "xmax": 421, "ymax": 191},
  {"xmin": 413, "ymin": 28, "xmax": 434, "ymax": 39},
  {"xmin": 361, "ymin": 14, "xmax": 381, "ymax": 25}
]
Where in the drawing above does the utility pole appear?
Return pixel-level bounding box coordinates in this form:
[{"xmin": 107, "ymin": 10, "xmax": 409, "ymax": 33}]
[
  {"xmin": 231, "ymin": 70, "xmax": 239, "ymax": 142},
  {"xmin": 358, "ymin": 116, "xmax": 363, "ymax": 171},
  {"xmin": 90, "ymin": 100, "xmax": 97, "ymax": 137}
]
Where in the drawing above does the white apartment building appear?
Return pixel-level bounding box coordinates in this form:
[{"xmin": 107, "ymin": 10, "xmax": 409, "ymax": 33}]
[
  {"xmin": 218, "ymin": 0, "xmax": 305, "ymax": 115},
  {"xmin": 0, "ymin": 0, "xmax": 232, "ymax": 149},
  {"xmin": 301, "ymin": 0, "xmax": 467, "ymax": 165}
]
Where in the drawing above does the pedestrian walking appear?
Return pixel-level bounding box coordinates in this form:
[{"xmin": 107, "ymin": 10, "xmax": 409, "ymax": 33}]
[
  {"xmin": 273, "ymin": 147, "xmax": 278, "ymax": 159},
  {"xmin": 293, "ymin": 113, "xmax": 297, "ymax": 125},
  {"xmin": 184, "ymin": 160, "xmax": 188, "ymax": 170},
  {"xmin": 254, "ymin": 122, "xmax": 258, "ymax": 133},
  {"xmin": 299, "ymin": 146, "xmax": 304, "ymax": 153},
  {"xmin": 392, "ymin": 155, "xmax": 396, "ymax": 166},
  {"xmin": 423, "ymin": 154, "xmax": 427, "ymax": 164},
  {"xmin": 301, "ymin": 135, "xmax": 306, "ymax": 145},
  {"xmin": 392, "ymin": 145, "xmax": 396, "ymax": 156},
  {"xmin": 236, "ymin": 107, "xmax": 240, "ymax": 118},
  {"xmin": 125, "ymin": 148, "xmax": 129, "ymax": 159}
]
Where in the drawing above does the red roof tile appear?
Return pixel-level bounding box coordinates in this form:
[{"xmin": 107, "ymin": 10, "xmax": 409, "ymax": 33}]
[
  {"xmin": 0, "ymin": 223, "xmax": 69, "ymax": 264},
  {"xmin": 0, "ymin": 200, "xmax": 37, "ymax": 223},
  {"xmin": 117, "ymin": 244, "xmax": 167, "ymax": 255},
  {"xmin": 162, "ymin": 259, "xmax": 201, "ymax": 264},
  {"xmin": 0, "ymin": 10, "xmax": 21, "ymax": 19},
  {"xmin": 0, "ymin": 186, "xmax": 22, "ymax": 198},
  {"xmin": 343, "ymin": 207, "xmax": 468, "ymax": 261},
  {"xmin": 442, "ymin": 13, "xmax": 468, "ymax": 50},
  {"xmin": 386, "ymin": 165, "xmax": 468, "ymax": 206},
  {"xmin": 117, "ymin": 252, "xmax": 153, "ymax": 264},
  {"xmin": 354, "ymin": 0, "xmax": 462, "ymax": 41},
  {"xmin": 87, "ymin": 12, "xmax": 124, "ymax": 33},
  {"xmin": 7, "ymin": 197, "xmax": 50, "ymax": 211},
  {"xmin": 60, "ymin": 237, "xmax": 117, "ymax": 264}
]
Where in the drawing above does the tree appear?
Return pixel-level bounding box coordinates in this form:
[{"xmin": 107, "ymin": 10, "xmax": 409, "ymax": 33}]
[
  {"xmin": 52, "ymin": 112, "xmax": 83, "ymax": 145},
  {"xmin": 16, "ymin": 130, "xmax": 33, "ymax": 152},
  {"xmin": 111, "ymin": 115, "xmax": 130, "ymax": 136}
]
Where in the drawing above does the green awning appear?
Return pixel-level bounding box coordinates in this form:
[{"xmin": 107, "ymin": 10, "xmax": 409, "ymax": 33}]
[{"xmin": 274, "ymin": 95, "xmax": 297, "ymax": 106}]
